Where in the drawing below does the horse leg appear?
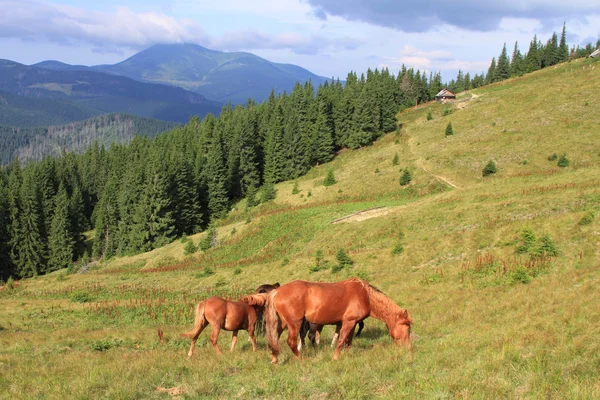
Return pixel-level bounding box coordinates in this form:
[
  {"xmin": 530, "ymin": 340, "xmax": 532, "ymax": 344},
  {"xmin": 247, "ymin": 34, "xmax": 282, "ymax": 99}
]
[
  {"xmin": 345, "ymin": 326, "xmax": 356, "ymax": 348},
  {"xmin": 333, "ymin": 322, "xmax": 357, "ymax": 361},
  {"xmin": 209, "ymin": 325, "xmax": 223, "ymax": 355},
  {"xmin": 286, "ymin": 321, "xmax": 302, "ymax": 358},
  {"xmin": 247, "ymin": 318, "xmax": 258, "ymax": 351},
  {"xmin": 356, "ymin": 320, "xmax": 364, "ymax": 338},
  {"xmin": 331, "ymin": 323, "xmax": 341, "ymax": 348},
  {"xmin": 231, "ymin": 330, "xmax": 238, "ymax": 352},
  {"xmin": 298, "ymin": 319, "xmax": 308, "ymax": 351},
  {"xmin": 187, "ymin": 322, "xmax": 208, "ymax": 358}
]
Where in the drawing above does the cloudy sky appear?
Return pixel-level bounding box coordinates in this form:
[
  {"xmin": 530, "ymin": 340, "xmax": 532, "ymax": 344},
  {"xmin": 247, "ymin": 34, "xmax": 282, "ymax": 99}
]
[{"xmin": 1, "ymin": 0, "xmax": 599, "ymax": 81}]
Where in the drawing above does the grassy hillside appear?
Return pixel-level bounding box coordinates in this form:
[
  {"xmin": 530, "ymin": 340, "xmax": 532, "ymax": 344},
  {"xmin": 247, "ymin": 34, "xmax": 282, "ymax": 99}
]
[
  {"xmin": 1, "ymin": 57, "xmax": 599, "ymax": 398},
  {"xmin": 0, "ymin": 113, "xmax": 177, "ymax": 165}
]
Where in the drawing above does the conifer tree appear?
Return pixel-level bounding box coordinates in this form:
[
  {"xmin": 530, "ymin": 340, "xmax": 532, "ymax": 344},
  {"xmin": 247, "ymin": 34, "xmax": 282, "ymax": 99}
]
[
  {"xmin": 7, "ymin": 160, "xmax": 22, "ymax": 275},
  {"xmin": 559, "ymin": 23, "xmax": 569, "ymax": 62},
  {"xmin": 494, "ymin": 44, "xmax": 511, "ymax": 82},
  {"xmin": 47, "ymin": 183, "xmax": 75, "ymax": 272},
  {"xmin": 510, "ymin": 42, "xmax": 525, "ymax": 77},
  {"xmin": 445, "ymin": 122, "xmax": 454, "ymax": 136},
  {"xmin": 263, "ymin": 104, "xmax": 286, "ymax": 184},
  {"xmin": 0, "ymin": 176, "xmax": 12, "ymax": 279},
  {"xmin": 15, "ymin": 170, "xmax": 46, "ymax": 277},
  {"xmin": 485, "ymin": 57, "xmax": 497, "ymax": 84},
  {"xmin": 525, "ymin": 35, "xmax": 541, "ymax": 72},
  {"xmin": 204, "ymin": 133, "xmax": 229, "ymax": 218},
  {"xmin": 92, "ymin": 176, "xmax": 119, "ymax": 259}
]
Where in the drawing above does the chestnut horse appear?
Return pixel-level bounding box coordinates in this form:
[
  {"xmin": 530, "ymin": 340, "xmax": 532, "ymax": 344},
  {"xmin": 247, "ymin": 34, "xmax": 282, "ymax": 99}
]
[
  {"xmin": 181, "ymin": 296, "xmax": 258, "ymax": 357},
  {"xmin": 244, "ymin": 277, "xmax": 411, "ymax": 363}
]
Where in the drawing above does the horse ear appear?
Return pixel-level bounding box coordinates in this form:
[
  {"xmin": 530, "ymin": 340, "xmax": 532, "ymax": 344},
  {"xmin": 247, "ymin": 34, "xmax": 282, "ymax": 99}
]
[
  {"xmin": 402, "ymin": 309, "xmax": 408, "ymax": 319},
  {"xmin": 274, "ymin": 282, "xmax": 280, "ymax": 288}
]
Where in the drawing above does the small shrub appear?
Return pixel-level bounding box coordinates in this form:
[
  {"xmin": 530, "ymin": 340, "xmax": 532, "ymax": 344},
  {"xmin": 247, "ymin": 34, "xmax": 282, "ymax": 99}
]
[
  {"xmin": 56, "ymin": 272, "xmax": 68, "ymax": 282},
  {"xmin": 482, "ymin": 160, "xmax": 497, "ymax": 177},
  {"xmin": 579, "ymin": 211, "xmax": 595, "ymax": 226},
  {"xmin": 445, "ymin": 122, "xmax": 454, "ymax": 136},
  {"xmin": 335, "ymin": 248, "xmax": 354, "ymax": 271},
  {"xmin": 261, "ymin": 182, "xmax": 277, "ymax": 202},
  {"xmin": 323, "ymin": 169, "xmax": 337, "ymax": 186},
  {"xmin": 547, "ymin": 153, "xmax": 558, "ymax": 161},
  {"xmin": 392, "ymin": 153, "xmax": 399, "ymax": 166},
  {"xmin": 426, "ymin": 110, "xmax": 433, "ymax": 121},
  {"xmin": 183, "ymin": 240, "xmax": 197, "ymax": 255},
  {"xmin": 215, "ymin": 277, "xmax": 227, "ymax": 288},
  {"xmin": 374, "ymin": 168, "xmax": 380, "ymax": 174},
  {"xmin": 557, "ymin": 153, "xmax": 570, "ymax": 168},
  {"xmin": 6, "ymin": 276, "xmax": 14, "ymax": 290},
  {"xmin": 391, "ymin": 243, "xmax": 404, "ymax": 255},
  {"xmin": 315, "ymin": 250, "xmax": 323, "ymax": 266},
  {"xmin": 534, "ymin": 234, "xmax": 559, "ymax": 257},
  {"xmin": 233, "ymin": 267, "xmax": 242, "ymax": 275},
  {"xmin": 400, "ymin": 169, "xmax": 412, "ymax": 186},
  {"xmin": 231, "ymin": 227, "xmax": 237, "ymax": 236},
  {"xmin": 516, "ymin": 228, "xmax": 537, "ymax": 254},
  {"xmin": 180, "ymin": 237, "xmax": 190, "ymax": 244},
  {"xmin": 199, "ymin": 224, "xmax": 217, "ymax": 252},
  {"xmin": 281, "ymin": 258, "xmax": 289, "ymax": 267},
  {"xmin": 395, "ymin": 125, "xmax": 401, "ymax": 136},
  {"xmin": 509, "ymin": 267, "xmax": 532, "ymax": 284},
  {"xmin": 245, "ymin": 215, "xmax": 252, "ymax": 224},
  {"xmin": 443, "ymin": 108, "xmax": 451, "ymax": 116},
  {"xmin": 292, "ymin": 181, "xmax": 300, "ymax": 194},
  {"xmin": 91, "ymin": 339, "xmax": 121, "ymax": 352},
  {"xmin": 71, "ymin": 291, "xmax": 93, "ymax": 303},
  {"xmin": 195, "ymin": 267, "xmax": 215, "ymax": 278},
  {"xmin": 307, "ymin": 191, "xmax": 312, "ymax": 197},
  {"xmin": 394, "ymin": 139, "xmax": 400, "ymax": 144}
]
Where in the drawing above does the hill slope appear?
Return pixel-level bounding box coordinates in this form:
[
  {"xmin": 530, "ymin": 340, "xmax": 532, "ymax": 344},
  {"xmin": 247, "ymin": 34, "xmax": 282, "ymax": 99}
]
[
  {"xmin": 1, "ymin": 57, "xmax": 599, "ymax": 398},
  {"xmin": 0, "ymin": 113, "xmax": 177, "ymax": 164},
  {"xmin": 0, "ymin": 59, "xmax": 222, "ymax": 124},
  {"xmin": 38, "ymin": 43, "xmax": 329, "ymax": 104}
]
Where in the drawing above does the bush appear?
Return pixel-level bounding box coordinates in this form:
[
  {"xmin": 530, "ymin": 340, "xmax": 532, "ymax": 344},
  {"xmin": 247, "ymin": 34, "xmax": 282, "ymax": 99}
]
[
  {"xmin": 427, "ymin": 110, "xmax": 433, "ymax": 121},
  {"xmin": 534, "ymin": 234, "xmax": 559, "ymax": 257},
  {"xmin": 400, "ymin": 169, "xmax": 412, "ymax": 186},
  {"xmin": 195, "ymin": 267, "xmax": 215, "ymax": 278},
  {"xmin": 183, "ymin": 240, "xmax": 197, "ymax": 255},
  {"xmin": 323, "ymin": 169, "xmax": 337, "ymax": 186},
  {"xmin": 445, "ymin": 122, "xmax": 454, "ymax": 136},
  {"xmin": 509, "ymin": 267, "xmax": 532, "ymax": 284},
  {"xmin": 391, "ymin": 243, "xmax": 404, "ymax": 255},
  {"xmin": 71, "ymin": 291, "xmax": 93, "ymax": 303},
  {"xmin": 516, "ymin": 228, "xmax": 537, "ymax": 254},
  {"xmin": 6, "ymin": 276, "xmax": 14, "ymax": 290},
  {"xmin": 233, "ymin": 267, "xmax": 242, "ymax": 275},
  {"xmin": 547, "ymin": 153, "xmax": 558, "ymax": 161},
  {"xmin": 482, "ymin": 160, "xmax": 497, "ymax": 177},
  {"xmin": 261, "ymin": 182, "xmax": 277, "ymax": 202},
  {"xmin": 335, "ymin": 248, "xmax": 354, "ymax": 272},
  {"xmin": 292, "ymin": 181, "xmax": 300, "ymax": 194},
  {"xmin": 443, "ymin": 108, "xmax": 451, "ymax": 116},
  {"xmin": 557, "ymin": 153, "xmax": 570, "ymax": 168},
  {"xmin": 579, "ymin": 211, "xmax": 595, "ymax": 226},
  {"xmin": 392, "ymin": 153, "xmax": 399, "ymax": 166},
  {"xmin": 199, "ymin": 224, "xmax": 217, "ymax": 252}
]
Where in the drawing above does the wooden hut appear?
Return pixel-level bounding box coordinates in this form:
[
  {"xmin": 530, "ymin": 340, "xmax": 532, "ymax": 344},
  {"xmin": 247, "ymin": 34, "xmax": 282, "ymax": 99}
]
[{"xmin": 435, "ymin": 89, "xmax": 456, "ymax": 102}]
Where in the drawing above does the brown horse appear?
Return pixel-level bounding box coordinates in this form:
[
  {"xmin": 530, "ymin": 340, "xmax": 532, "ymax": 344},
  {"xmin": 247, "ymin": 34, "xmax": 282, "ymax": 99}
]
[
  {"xmin": 181, "ymin": 296, "xmax": 259, "ymax": 357},
  {"xmin": 301, "ymin": 319, "xmax": 366, "ymax": 348},
  {"xmin": 244, "ymin": 277, "xmax": 411, "ymax": 363}
]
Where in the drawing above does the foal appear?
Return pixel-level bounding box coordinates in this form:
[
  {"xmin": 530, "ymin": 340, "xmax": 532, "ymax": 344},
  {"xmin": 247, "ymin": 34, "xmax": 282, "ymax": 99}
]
[{"xmin": 181, "ymin": 296, "xmax": 258, "ymax": 357}]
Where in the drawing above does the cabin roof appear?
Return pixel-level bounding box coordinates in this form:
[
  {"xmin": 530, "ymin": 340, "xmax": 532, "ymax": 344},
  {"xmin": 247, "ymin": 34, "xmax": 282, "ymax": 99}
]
[{"xmin": 435, "ymin": 89, "xmax": 456, "ymax": 98}]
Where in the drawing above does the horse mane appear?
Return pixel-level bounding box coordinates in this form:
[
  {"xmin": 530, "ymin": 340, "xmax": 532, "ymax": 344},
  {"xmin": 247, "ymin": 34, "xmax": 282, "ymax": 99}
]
[
  {"xmin": 354, "ymin": 278, "xmax": 412, "ymax": 326},
  {"xmin": 241, "ymin": 292, "xmax": 268, "ymax": 306}
]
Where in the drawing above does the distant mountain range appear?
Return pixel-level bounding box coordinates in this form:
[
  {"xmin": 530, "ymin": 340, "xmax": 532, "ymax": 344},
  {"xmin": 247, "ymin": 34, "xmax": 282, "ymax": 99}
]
[
  {"xmin": 0, "ymin": 113, "xmax": 177, "ymax": 165},
  {"xmin": 33, "ymin": 43, "xmax": 329, "ymax": 104},
  {"xmin": 0, "ymin": 59, "xmax": 222, "ymax": 125}
]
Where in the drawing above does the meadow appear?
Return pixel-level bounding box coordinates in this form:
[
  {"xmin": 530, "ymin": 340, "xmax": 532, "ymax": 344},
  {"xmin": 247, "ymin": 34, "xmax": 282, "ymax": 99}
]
[{"xmin": 1, "ymin": 57, "xmax": 599, "ymax": 399}]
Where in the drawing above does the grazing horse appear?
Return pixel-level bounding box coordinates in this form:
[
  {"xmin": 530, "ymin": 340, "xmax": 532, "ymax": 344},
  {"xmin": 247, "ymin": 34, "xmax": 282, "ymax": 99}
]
[
  {"xmin": 181, "ymin": 296, "xmax": 258, "ymax": 357},
  {"xmin": 244, "ymin": 277, "xmax": 411, "ymax": 364}
]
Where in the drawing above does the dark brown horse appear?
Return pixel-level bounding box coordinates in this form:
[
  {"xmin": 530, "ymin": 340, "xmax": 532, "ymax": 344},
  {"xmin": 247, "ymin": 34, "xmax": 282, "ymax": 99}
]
[
  {"xmin": 244, "ymin": 278, "xmax": 411, "ymax": 363},
  {"xmin": 181, "ymin": 296, "xmax": 259, "ymax": 357},
  {"xmin": 300, "ymin": 319, "xmax": 365, "ymax": 348}
]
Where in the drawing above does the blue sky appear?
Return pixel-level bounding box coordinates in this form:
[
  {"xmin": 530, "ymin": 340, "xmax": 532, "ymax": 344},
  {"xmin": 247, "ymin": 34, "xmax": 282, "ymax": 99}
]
[{"xmin": 1, "ymin": 0, "xmax": 599, "ymax": 81}]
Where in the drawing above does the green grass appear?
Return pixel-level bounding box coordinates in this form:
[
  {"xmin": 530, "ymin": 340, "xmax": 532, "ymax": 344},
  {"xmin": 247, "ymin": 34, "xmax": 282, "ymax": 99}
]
[{"xmin": 1, "ymin": 57, "xmax": 600, "ymax": 398}]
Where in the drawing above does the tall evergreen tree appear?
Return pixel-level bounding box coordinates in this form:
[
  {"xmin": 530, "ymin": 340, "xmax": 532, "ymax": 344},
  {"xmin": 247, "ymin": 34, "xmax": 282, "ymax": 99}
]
[
  {"xmin": 525, "ymin": 35, "xmax": 541, "ymax": 72},
  {"xmin": 47, "ymin": 183, "xmax": 75, "ymax": 272},
  {"xmin": 510, "ymin": 41, "xmax": 525, "ymax": 77},
  {"xmin": 485, "ymin": 57, "xmax": 497, "ymax": 84},
  {"xmin": 494, "ymin": 44, "xmax": 511, "ymax": 82},
  {"xmin": 263, "ymin": 104, "xmax": 286, "ymax": 183},
  {"xmin": 559, "ymin": 23, "xmax": 569, "ymax": 62},
  {"xmin": 204, "ymin": 132, "xmax": 229, "ymax": 218},
  {"xmin": 92, "ymin": 176, "xmax": 119, "ymax": 259},
  {"xmin": 0, "ymin": 176, "xmax": 12, "ymax": 279},
  {"xmin": 15, "ymin": 170, "xmax": 46, "ymax": 277}
]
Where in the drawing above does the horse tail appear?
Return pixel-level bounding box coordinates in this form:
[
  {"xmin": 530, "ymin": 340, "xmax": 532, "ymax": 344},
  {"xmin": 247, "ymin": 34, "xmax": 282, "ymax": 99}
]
[
  {"xmin": 241, "ymin": 293, "xmax": 267, "ymax": 306},
  {"xmin": 264, "ymin": 292, "xmax": 281, "ymax": 358},
  {"xmin": 181, "ymin": 301, "xmax": 207, "ymax": 340}
]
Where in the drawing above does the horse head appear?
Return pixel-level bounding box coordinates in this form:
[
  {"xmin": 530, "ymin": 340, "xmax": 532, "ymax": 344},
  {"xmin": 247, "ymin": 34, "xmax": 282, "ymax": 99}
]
[
  {"xmin": 390, "ymin": 309, "xmax": 412, "ymax": 348},
  {"xmin": 255, "ymin": 282, "xmax": 280, "ymax": 294}
]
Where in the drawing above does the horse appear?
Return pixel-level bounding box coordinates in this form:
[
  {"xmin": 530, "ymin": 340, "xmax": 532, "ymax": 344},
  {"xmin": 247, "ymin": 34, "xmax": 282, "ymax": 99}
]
[
  {"xmin": 243, "ymin": 277, "xmax": 411, "ymax": 364},
  {"xmin": 254, "ymin": 283, "xmax": 280, "ymax": 336},
  {"xmin": 181, "ymin": 296, "xmax": 259, "ymax": 357}
]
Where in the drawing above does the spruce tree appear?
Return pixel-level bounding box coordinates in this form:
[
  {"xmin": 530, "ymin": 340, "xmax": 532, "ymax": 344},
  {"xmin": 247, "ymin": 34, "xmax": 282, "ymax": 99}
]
[
  {"xmin": 204, "ymin": 133, "xmax": 229, "ymax": 218},
  {"xmin": 47, "ymin": 183, "xmax": 75, "ymax": 272},
  {"xmin": 0, "ymin": 177, "xmax": 12, "ymax": 279},
  {"xmin": 559, "ymin": 23, "xmax": 569, "ymax": 62},
  {"xmin": 92, "ymin": 176, "xmax": 119, "ymax": 259},
  {"xmin": 525, "ymin": 35, "xmax": 541, "ymax": 72},
  {"xmin": 400, "ymin": 169, "xmax": 412, "ymax": 186},
  {"xmin": 485, "ymin": 57, "xmax": 497, "ymax": 84},
  {"xmin": 323, "ymin": 169, "xmax": 337, "ymax": 186},
  {"xmin": 494, "ymin": 43, "xmax": 511, "ymax": 82},
  {"xmin": 482, "ymin": 160, "xmax": 497, "ymax": 176},
  {"xmin": 445, "ymin": 122, "xmax": 454, "ymax": 136},
  {"xmin": 15, "ymin": 170, "xmax": 46, "ymax": 277},
  {"xmin": 510, "ymin": 42, "xmax": 525, "ymax": 77}
]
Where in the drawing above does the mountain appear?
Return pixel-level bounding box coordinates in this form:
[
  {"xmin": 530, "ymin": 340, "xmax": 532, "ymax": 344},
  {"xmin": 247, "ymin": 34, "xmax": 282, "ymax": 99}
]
[
  {"xmin": 0, "ymin": 89, "xmax": 101, "ymax": 127},
  {"xmin": 37, "ymin": 44, "xmax": 329, "ymax": 104},
  {"xmin": 0, "ymin": 113, "xmax": 177, "ymax": 164},
  {"xmin": 0, "ymin": 59, "xmax": 222, "ymax": 124}
]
